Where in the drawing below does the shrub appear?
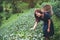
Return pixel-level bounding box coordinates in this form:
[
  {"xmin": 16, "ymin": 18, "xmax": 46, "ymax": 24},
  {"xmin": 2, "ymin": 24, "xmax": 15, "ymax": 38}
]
[
  {"xmin": 0, "ymin": 5, "xmax": 3, "ymax": 12},
  {"xmin": 12, "ymin": 2, "xmax": 28, "ymax": 13},
  {"xmin": 52, "ymin": 1, "xmax": 60, "ymax": 17},
  {"xmin": 35, "ymin": 3, "xmax": 41, "ymax": 8},
  {"xmin": 0, "ymin": 15, "xmax": 3, "ymax": 26}
]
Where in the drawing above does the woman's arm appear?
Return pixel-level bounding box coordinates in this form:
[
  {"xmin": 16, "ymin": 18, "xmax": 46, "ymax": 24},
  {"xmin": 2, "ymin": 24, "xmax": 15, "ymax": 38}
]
[
  {"xmin": 47, "ymin": 19, "xmax": 51, "ymax": 32},
  {"xmin": 33, "ymin": 21, "xmax": 38, "ymax": 29},
  {"xmin": 31, "ymin": 21, "xmax": 38, "ymax": 30},
  {"xmin": 31, "ymin": 10, "xmax": 40, "ymax": 30}
]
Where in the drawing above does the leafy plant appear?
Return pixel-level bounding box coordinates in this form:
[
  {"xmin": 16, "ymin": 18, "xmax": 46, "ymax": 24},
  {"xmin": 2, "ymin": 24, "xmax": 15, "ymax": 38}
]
[{"xmin": 52, "ymin": 1, "xmax": 60, "ymax": 17}]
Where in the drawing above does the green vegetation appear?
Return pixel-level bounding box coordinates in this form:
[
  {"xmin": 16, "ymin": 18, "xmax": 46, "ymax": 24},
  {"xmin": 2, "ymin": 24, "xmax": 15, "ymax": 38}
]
[
  {"xmin": 0, "ymin": 0, "xmax": 60, "ymax": 40},
  {"xmin": 0, "ymin": 9, "xmax": 60, "ymax": 40}
]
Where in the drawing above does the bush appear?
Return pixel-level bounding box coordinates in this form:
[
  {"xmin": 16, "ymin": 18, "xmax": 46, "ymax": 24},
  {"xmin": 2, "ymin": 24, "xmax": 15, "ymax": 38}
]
[
  {"xmin": 16, "ymin": 2, "xmax": 29, "ymax": 13},
  {"xmin": 12, "ymin": 2, "xmax": 28, "ymax": 13},
  {"xmin": 35, "ymin": 3, "xmax": 41, "ymax": 8},
  {"xmin": 0, "ymin": 5, "xmax": 3, "ymax": 12},
  {"xmin": 0, "ymin": 15, "xmax": 3, "ymax": 26},
  {"xmin": 52, "ymin": 1, "xmax": 60, "ymax": 17}
]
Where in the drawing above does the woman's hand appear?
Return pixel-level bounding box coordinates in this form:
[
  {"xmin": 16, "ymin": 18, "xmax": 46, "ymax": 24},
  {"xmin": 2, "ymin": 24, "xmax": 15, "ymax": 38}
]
[
  {"xmin": 30, "ymin": 27, "xmax": 35, "ymax": 30},
  {"xmin": 47, "ymin": 28, "xmax": 50, "ymax": 33},
  {"xmin": 30, "ymin": 21, "xmax": 38, "ymax": 30}
]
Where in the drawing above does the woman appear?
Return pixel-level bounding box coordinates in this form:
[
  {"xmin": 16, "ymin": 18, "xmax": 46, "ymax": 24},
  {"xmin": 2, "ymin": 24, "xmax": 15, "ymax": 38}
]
[{"xmin": 31, "ymin": 9, "xmax": 54, "ymax": 40}]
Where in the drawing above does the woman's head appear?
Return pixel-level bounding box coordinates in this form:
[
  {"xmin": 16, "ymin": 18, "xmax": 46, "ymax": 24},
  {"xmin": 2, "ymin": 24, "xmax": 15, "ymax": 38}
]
[
  {"xmin": 43, "ymin": 4, "xmax": 52, "ymax": 11},
  {"xmin": 35, "ymin": 10, "xmax": 43, "ymax": 17},
  {"xmin": 42, "ymin": 4, "xmax": 53, "ymax": 16}
]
